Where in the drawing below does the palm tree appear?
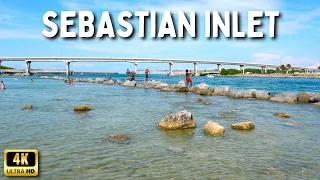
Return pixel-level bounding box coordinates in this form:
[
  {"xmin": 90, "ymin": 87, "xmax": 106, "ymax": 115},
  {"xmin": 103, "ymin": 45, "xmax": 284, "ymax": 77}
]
[
  {"xmin": 286, "ymin": 64, "xmax": 291, "ymax": 74},
  {"xmin": 276, "ymin": 68, "xmax": 280, "ymax": 73},
  {"xmin": 318, "ymin": 66, "xmax": 320, "ymax": 70},
  {"xmin": 280, "ymin": 65, "xmax": 286, "ymax": 74}
]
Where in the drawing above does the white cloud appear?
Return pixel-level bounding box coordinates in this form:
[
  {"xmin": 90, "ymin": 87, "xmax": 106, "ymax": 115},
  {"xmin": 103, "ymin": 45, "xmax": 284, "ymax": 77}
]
[{"xmin": 251, "ymin": 53, "xmax": 320, "ymax": 67}]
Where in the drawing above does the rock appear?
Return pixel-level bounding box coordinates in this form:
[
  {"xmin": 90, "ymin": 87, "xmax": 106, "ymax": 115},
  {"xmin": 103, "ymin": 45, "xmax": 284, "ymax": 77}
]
[
  {"xmin": 136, "ymin": 83, "xmax": 147, "ymax": 88},
  {"xmin": 203, "ymin": 101, "xmax": 212, "ymax": 105},
  {"xmin": 168, "ymin": 146, "xmax": 185, "ymax": 153},
  {"xmin": 219, "ymin": 114, "xmax": 232, "ymax": 117},
  {"xmin": 252, "ymin": 90, "xmax": 270, "ymax": 100},
  {"xmin": 149, "ymin": 80, "xmax": 161, "ymax": 88},
  {"xmin": 107, "ymin": 135, "xmax": 128, "ymax": 143},
  {"xmin": 122, "ymin": 80, "xmax": 136, "ymax": 87},
  {"xmin": 172, "ymin": 87, "xmax": 188, "ymax": 93},
  {"xmin": 95, "ymin": 78, "xmax": 105, "ymax": 83},
  {"xmin": 270, "ymin": 92, "xmax": 298, "ymax": 103},
  {"xmin": 73, "ymin": 78, "xmax": 80, "ymax": 82},
  {"xmin": 104, "ymin": 80, "xmax": 114, "ymax": 85},
  {"xmin": 74, "ymin": 105, "xmax": 91, "ymax": 112},
  {"xmin": 274, "ymin": 112, "xmax": 290, "ymax": 118},
  {"xmin": 160, "ymin": 87, "xmax": 172, "ymax": 92},
  {"xmin": 228, "ymin": 109, "xmax": 237, "ymax": 113},
  {"xmin": 204, "ymin": 121, "xmax": 225, "ymax": 136},
  {"xmin": 21, "ymin": 105, "xmax": 33, "ymax": 110},
  {"xmin": 177, "ymin": 81, "xmax": 186, "ymax": 88},
  {"xmin": 87, "ymin": 79, "xmax": 95, "ymax": 83},
  {"xmin": 229, "ymin": 89, "xmax": 244, "ymax": 98},
  {"xmin": 243, "ymin": 89, "xmax": 256, "ymax": 98},
  {"xmin": 169, "ymin": 84, "xmax": 177, "ymax": 89},
  {"xmin": 290, "ymin": 121, "xmax": 298, "ymax": 126},
  {"xmin": 298, "ymin": 92, "xmax": 320, "ymax": 103},
  {"xmin": 158, "ymin": 110, "xmax": 196, "ymax": 130},
  {"xmin": 231, "ymin": 122, "xmax": 255, "ymax": 130},
  {"xmin": 154, "ymin": 82, "xmax": 169, "ymax": 89},
  {"xmin": 197, "ymin": 98, "xmax": 203, "ymax": 102},
  {"xmin": 194, "ymin": 83, "xmax": 210, "ymax": 90},
  {"xmin": 313, "ymin": 102, "xmax": 320, "ymax": 107},
  {"xmin": 213, "ymin": 86, "xmax": 230, "ymax": 96},
  {"xmin": 56, "ymin": 98, "xmax": 64, "ymax": 101},
  {"xmin": 195, "ymin": 89, "xmax": 213, "ymax": 96}
]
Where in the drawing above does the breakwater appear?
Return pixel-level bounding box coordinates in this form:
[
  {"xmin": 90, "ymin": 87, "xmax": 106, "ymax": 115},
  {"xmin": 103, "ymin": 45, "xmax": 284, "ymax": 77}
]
[{"xmin": 41, "ymin": 76, "xmax": 320, "ymax": 107}]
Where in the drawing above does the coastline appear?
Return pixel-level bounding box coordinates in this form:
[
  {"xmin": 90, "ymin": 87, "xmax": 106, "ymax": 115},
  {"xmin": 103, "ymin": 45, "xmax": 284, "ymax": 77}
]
[{"xmin": 228, "ymin": 73, "xmax": 320, "ymax": 79}]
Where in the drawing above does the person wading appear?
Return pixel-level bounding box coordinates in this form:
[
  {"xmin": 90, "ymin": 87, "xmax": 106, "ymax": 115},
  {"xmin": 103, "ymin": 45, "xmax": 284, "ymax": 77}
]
[
  {"xmin": 145, "ymin": 69, "xmax": 150, "ymax": 82},
  {"xmin": 186, "ymin": 69, "xmax": 192, "ymax": 87}
]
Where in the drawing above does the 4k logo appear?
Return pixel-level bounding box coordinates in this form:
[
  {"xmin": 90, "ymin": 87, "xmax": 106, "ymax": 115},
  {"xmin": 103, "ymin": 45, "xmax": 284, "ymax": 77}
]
[{"xmin": 4, "ymin": 150, "xmax": 39, "ymax": 176}]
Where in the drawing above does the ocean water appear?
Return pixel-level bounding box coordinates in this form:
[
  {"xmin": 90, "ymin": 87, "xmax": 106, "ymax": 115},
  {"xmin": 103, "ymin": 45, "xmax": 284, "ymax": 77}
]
[{"xmin": 0, "ymin": 75, "xmax": 319, "ymax": 180}]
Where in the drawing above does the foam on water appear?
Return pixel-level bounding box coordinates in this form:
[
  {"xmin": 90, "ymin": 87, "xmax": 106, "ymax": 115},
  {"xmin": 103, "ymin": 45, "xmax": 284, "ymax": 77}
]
[{"xmin": 0, "ymin": 75, "xmax": 319, "ymax": 179}]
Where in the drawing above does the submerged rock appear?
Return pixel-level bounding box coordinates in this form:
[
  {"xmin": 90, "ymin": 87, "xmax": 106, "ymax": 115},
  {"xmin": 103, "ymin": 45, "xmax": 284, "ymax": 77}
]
[
  {"xmin": 56, "ymin": 98, "xmax": 64, "ymax": 101},
  {"xmin": 274, "ymin": 112, "xmax": 290, "ymax": 118},
  {"xmin": 158, "ymin": 110, "xmax": 196, "ymax": 130},
  {"xmin": 160, "ymin": 87, "xmax": 172, "ymax": 92},
  {"xmin": 197, "ymin": 98, "xmax": 203, "ymax": 102},
  {"xmin": 252, "ymin": 90, "xmax": 270, "ymax": 100},
  {"xmin": 21, "ymin": 105, "xmax": 33, "ymax": 110},
  {"xmin": 168, "ymin": 146, "xmax": 185, "ymax": 153},
  {"xmin": 107, "ymin": 135, "xmax": 128, "ymax": 143},
  {"xmin": 270, "ymin": 92, "xmax": 298, "ymax": 103},
  {"xmin": 213, "ymin": 86, "xmax": 230, "ymax": 96},
  {"xmin": 228, "ymin": 109, "xmax": 237, "ymax": 113},
  {"xmin": 116, "ymin": 79, "xmax": 122, "ymax": 84},
  {"xmin": 313, "ymin": 102, "xmax": 320, "ymax": 107},
  {"xmin": 219, "ymin": 114, "xmax": 232, "ymax": 117},
  {"xmin": 74, "ymin": 105, "xmax": 91, "ymax": 112},
  {"xmin": 203, "ymin": 101, "xmax": 212, "ymax": 105},
  {"xmin": 204, "ymin": 121, "xmax": 225, "ymax": 136},
  {"xmin": 122, "ymin": 80, "xmax": 136, "ymax": 87},
  {"xmin": 195, "ymin": 89, "xmax": 213, "ymax": 96},
  {"xmin": 231, "ymin": 122, "xmax": 255, "ymax": 130}
]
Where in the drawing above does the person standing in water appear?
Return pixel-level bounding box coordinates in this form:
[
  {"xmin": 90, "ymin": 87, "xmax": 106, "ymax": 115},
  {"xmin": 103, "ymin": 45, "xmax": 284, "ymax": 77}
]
[
  {"xmin": 145, "ymin": 69, "xmax": 150, "ymax": 82},
  {"xmin": 126, "ymin": 69, "xmax": 130, "ymax": 80},
  {"xmin": 0, "ymin": 81, "xmax": 6, "ymax": 90},
  {"xmin": 186, "ymin": 69, "xmax": 192, "ymax": 87}
]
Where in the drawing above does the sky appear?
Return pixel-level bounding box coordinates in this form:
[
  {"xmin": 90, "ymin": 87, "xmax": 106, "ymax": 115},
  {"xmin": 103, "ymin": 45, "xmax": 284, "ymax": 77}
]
[{"xmin": 0, "ymin": 0, "xmax": 320, "ymax": 73}]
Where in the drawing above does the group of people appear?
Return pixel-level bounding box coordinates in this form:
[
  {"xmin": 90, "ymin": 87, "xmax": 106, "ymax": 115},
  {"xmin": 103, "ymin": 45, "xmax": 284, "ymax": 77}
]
[{"xmin": 125, "ymin": 68, "xmax": 193, "ymax": 87}]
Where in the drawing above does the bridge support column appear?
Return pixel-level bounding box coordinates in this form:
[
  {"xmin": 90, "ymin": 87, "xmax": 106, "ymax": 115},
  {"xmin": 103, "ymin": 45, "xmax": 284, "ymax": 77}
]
[
  {"xmin": 240, "ymin": 65, "xmax": 245, "ymax": 74},
  {"xmin": 0, "ymin": 61, "xmax": 1, "ymax": 69},
  {"xmin": 25, "ymin": 61, "xmax": 31, "ymax": 75},
  {"xmin": 169, "ymin": 62, "xmax": 173, "ymax": 75},
  {"xmin": 217, "ymin": 64, "xmax": 222, "ymax": 71},
  {"xmin": 261, "ymin": 66, "xmax": 267, "ymax": 74},
  {"xmin": 66, "ymin": 61, "xmax": 70, "ymax": 76},
  {"xmin": 194, "ymin": 63, "xmax": 198, "ymax": 75},
  {"xmin": 133, "ymin": 62, "xmax": 137, "ymax": 74}
]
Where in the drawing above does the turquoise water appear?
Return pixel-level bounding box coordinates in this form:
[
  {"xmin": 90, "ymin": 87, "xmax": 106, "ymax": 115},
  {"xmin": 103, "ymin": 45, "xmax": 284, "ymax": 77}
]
[{"xmin": 0, "ymin": 76, "xmax": 320, "ymax": 179}]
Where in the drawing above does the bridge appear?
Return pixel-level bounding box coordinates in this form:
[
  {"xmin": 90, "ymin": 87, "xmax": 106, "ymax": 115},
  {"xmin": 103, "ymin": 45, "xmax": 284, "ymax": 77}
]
[{"xmin": 0, "ymin": 57, "xmax": 316, "ymax": 76}]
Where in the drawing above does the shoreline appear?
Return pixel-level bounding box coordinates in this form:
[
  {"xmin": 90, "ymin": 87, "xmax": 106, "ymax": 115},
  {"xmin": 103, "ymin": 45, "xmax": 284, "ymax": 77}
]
[{"xmin": 40, "ymin": 76, "xmax": 320, "ymax": 107}]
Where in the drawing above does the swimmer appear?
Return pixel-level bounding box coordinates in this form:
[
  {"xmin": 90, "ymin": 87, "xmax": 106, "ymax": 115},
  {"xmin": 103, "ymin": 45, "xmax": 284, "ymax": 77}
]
[{"xmin": 0, "ymin": 81, "xmax": 6, "ymax": 90}]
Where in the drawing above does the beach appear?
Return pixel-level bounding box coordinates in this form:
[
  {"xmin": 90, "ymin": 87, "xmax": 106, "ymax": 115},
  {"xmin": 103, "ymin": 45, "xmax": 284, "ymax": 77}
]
[{"xmin": 0, "ymin": 74, "xmax": 319, "ymax": 179}]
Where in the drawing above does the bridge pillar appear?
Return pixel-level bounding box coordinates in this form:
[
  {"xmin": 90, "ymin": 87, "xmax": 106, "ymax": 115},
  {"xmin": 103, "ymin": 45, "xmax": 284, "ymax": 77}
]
[
  {"xmin": 240, "ymin": 65, "xmax": 245, "ymax": 74},
  {"xmin": 0, "ymin": 61, "xmax": 1, "ymax": 69},
  {"xmin": 25, "ymin": 61, "xmax": 31, "ymax": 75},
  {"xmin": 194, "ymin": 63, "xmax": 198, "ymax": 75},
  {"xmin": 133, "ymin": 62, "xmax": 137, "ymax": 74},
  {"xmin": 169, "ymin": 62, "xmax": 173, "ymax": 75},
  {"xmin": 261, "ymin": 66, "xmax": 267, "ymax": 74},
  {"xmin": 66, "ymin": 61, "xmax": 70, "ymax": 76},
  {"xmin": 217, "ymin": 64, "xmax": 222, "ymax": 72}
]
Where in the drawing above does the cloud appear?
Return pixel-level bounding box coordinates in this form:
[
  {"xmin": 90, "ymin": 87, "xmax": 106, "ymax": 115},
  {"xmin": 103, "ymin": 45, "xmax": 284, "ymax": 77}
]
[
  {"xmin": 0, "ymin": 29, "xmax": 42, "ymax": 39},
  {"xmin": 251, "ymin": 53, "xmax": 320, "ymax": 67}
]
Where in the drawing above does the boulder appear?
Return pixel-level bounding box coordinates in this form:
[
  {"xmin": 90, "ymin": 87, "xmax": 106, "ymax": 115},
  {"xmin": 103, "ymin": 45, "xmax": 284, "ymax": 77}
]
[
  {"xmin": 87, "ymin": 79, "xmax": 95, "ymax": 83},
  {"xmin": 154, "ymin": 82, "xmax": 169, "ymax": 89},
  {"xmin": 213, "ymin": 86, "xmax": 230, "ymax": 96},
  {"xmin": 122, "ymin": 80, "xmax": 136, "ymax": 87},
  {"xmin": 203, "ymin": 101, "xmax": 212, "ymax": 105},
  {"xmin": 95, "ymin": 78, "xmax": 105, "ymax": 83},
  {"xmin": 56, "ymin": 98, "xmax": 64, "ymax": 101},
  {"xmin": 274, "ymin": 112, "xmax": 290, "ymax": 118},
  {"xmin": 160, "ymin": 87, "xmax": 172, "ymax": 92},
  {"xmin": 298, "ymin": 92, "xmax": 320, "ymax": 103},
  {"xmin": 195, "ymin": 89, "xmax": 213, "ymax": 96},
  {"xmin": 73, "ymin": 78, "xmax": 80, "ymax": 82},
  {"xmin": 228, "ymin": 109, "xmax": 237, "ymax": 113},
  {"xmin": 21, "ymin": 105, "xmax": 33, "ymax": 110},
  {"xmin": 270, "ymin": 92, "xmax": 298, "ymax": 103},
  {"xmin": 149, "ymin": 80, "xmax": 161, "ymax": 88},
  {"xmin": 158, "ymin": 110, "xmax": 196, "ymax": 130},
  {"xmin": 173, "ymin": 87, "xmax": 188, "ymax": 93},
  {"xmin": 194, "ymin": 83, "xmax": 210, "ymax": 90},
  {"xmin": 177, "ymin": 81, "xmax": 186, "ymax": 88},
  {"xmin": 107, "ymin": 135, "xmax": 128, "ymax": 143},
  {"xmin": 136, "ymin": 83, "xmax": 147, "ymax": 88},
  {"xmin": 228, "ymin": 89, "xmax": 244, "ymax": 98},
  {"xmin": 74, "ymin": 105, "xmax": 91, "ymax": 112},
  {"xmin": 313, "ymin": 102, "xmax": 320, "ymax": 107},
  {"xmin": 197, "ymin": 98, "xmax": 203, "ymax": 102},
  {"xmin": 219, "ymin": 114, "xmax": 232, "ymax": 117},
  {"xmin": 231, "ymin": 122, "xmax": 255, "ymax": 130},
  {"xmin": 105, "ymin": 80, "xmax": 114, "ymax": 85},
  {"xmin": 204, "ymin": 121, "xmax": 225, "ymax": 136},
  {"xmin": 243, "ymin": 89, "xmax": 256, "ymax": 98},
  {"xmin": 116, "ymin": 79, "xmax": 122, "ymax": 84},
  {"xmin": 252, "ymin": 90, "xmax": 270, "ymax": 100}
]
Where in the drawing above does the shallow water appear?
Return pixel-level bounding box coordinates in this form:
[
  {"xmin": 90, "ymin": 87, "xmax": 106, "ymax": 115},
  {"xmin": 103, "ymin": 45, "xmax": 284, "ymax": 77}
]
[{"xmin": 0, "ymin": 76, "xmax": 319, "ymax": 179}]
